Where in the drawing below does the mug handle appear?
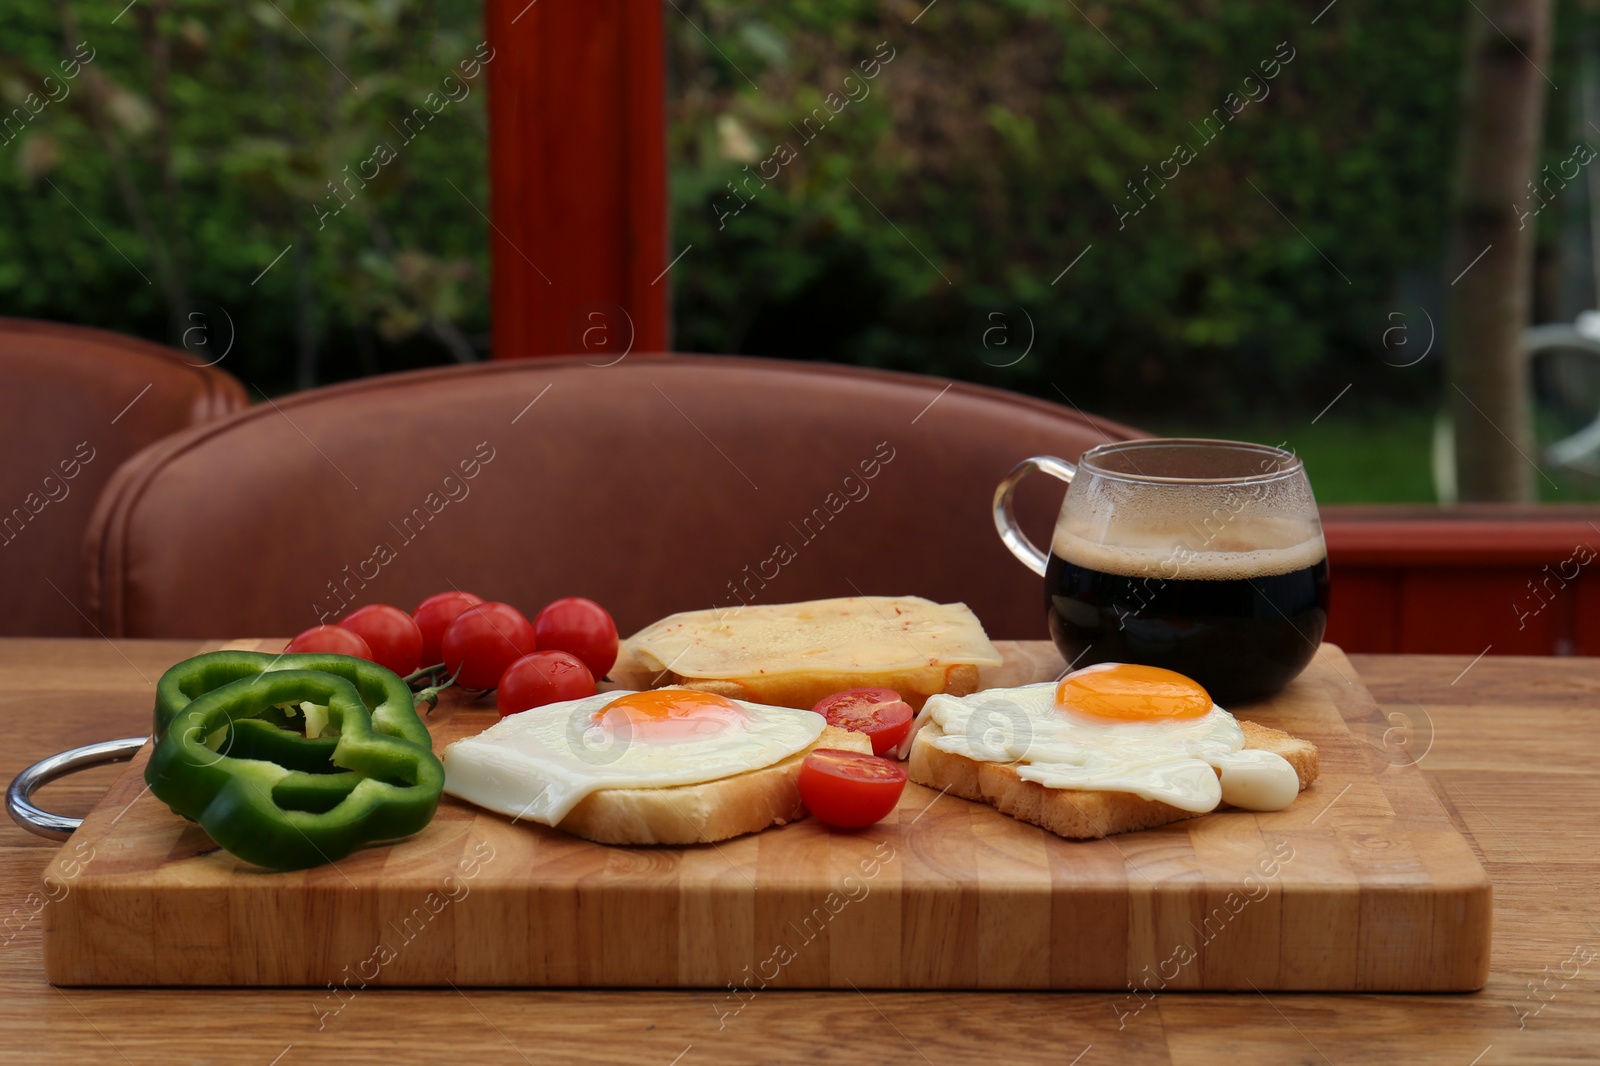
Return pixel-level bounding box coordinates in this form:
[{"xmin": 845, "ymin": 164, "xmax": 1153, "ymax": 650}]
[{"xmin": 992, "ymin": 455, "xmax": 1077, "ymax": 577}]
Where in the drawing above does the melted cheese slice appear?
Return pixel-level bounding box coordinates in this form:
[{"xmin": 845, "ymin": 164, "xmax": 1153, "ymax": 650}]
[{"xmin": 622, "ymin": 596, "xmax": 1004, "ymax": 680}]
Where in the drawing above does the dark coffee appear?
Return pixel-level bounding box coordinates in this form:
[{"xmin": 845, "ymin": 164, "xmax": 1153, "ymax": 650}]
[{"xmin": 1045, "ymin": 552, "xmax": 1330, "ymax": 705}]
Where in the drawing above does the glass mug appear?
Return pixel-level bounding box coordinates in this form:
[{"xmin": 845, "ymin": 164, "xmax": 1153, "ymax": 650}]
[{"xmin": 993, "ymin": 439, "xmax": 1330, "ymax": 704}]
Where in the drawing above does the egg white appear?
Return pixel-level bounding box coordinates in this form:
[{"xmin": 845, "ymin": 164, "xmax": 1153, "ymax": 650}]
[
  {"xmin": 916, "ymin": 682, "xmax": 1299, "ymax": 813},
  {"xmin": 441, "ymin": 690, "xmax": 826, "ymax": 826}
]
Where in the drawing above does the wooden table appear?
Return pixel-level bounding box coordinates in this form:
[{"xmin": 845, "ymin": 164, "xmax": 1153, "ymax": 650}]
[{"xmin": 1, "ymin": 639, "xmax": 1595, "ymax": 1064}]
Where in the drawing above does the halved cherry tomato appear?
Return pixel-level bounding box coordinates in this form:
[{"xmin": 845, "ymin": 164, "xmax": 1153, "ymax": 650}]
[
  {"xmin": 285, "ymin": 625, "xmax": 372, "ymax": 660},
  {"xmin": 413, "ymin": 590, "xmax": 485, "ymax": 665},
  {"xmin": 811, "ymin": 688, "xmax": 915, "ymax": 757},
  {"xmin": 533, "ymin": 597, "xmax": 619, "ymax": 679},
  {"xmin": 798, "ymin": 748, "xmax": 907, "ymax": 829},
  {"xmin": 497, "ymin": 651, "xmax": 596, "ymax": 717},
  {"xmin": 442, "ymin": 602, "xmax": 537, "ymax": 690},
  {"xmin": 338, "ymin": 604, "xmax": 423, "ymax": 677}
]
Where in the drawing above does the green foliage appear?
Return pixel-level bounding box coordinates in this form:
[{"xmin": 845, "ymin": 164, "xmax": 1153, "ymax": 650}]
[
  {"xmin": 0, "ymin": 0, "xmax": 1472, "ymax": 418},
  {"xmin": 668, "ymin": 0, "xmax": 1467, "ymax": 417},
  {"xmin": 0, "ymin": 0, "xmax": 490, "ymax": 389}
]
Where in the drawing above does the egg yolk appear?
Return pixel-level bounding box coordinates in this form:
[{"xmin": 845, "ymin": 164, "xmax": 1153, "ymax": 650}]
[
  {"xmin": 1055, "ymin": 664, "xmax": 1213, "ymax": 722},
  {"xmin": 595, "ymin": 690, "xmax": 748, "ymax": 739}
]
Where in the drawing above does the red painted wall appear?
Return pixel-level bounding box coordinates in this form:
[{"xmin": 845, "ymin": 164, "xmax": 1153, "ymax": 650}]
[{"xmin": 485, "ymin": 0, "xmax": 669, "ymax": 360}]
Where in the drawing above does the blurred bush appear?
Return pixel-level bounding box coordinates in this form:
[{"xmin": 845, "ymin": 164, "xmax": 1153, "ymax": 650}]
[
  {"xmin": 3, "ymin": 0, "xmax": 1468, "ymax": 416},
  {"xmin": 0, "ymin": 0, "xmax": 491, "ymax": 390},
  {"xmin": 668, "ymin": 0, "xmax": 1466, "ymax": 420}
]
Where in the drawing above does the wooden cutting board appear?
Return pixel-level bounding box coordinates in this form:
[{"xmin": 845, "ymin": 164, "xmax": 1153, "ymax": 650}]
[{"xmin": 41, "ymin": 641, "xmax": 1490, "ymax": 991}]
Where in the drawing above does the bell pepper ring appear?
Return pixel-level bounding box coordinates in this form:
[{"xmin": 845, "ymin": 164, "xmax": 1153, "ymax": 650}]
[
  {"xmin": 153, "ymin": 650, "xmax": 432, "ymax": 773},
  {"xmin": 145, "ymin": 664, "xmax": 444, "ymax": 871}
]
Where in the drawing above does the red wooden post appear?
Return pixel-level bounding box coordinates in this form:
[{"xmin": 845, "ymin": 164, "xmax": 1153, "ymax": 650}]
[{"xmin": 485, "ymin": 0, "xmax": 669, "ymax": 359}]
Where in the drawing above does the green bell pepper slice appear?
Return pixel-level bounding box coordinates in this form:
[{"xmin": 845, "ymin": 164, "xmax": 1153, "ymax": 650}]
[
  {"xmin": 153, "ymin": 650, "xmax": 431, "ymax": 772},
  {"xmin": 145, "ymin": 666, "xmax": 444, "ymax": 871}
]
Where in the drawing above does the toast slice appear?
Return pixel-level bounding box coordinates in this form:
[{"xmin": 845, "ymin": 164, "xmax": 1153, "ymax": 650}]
[
  {"xmin": 557, "ymin": 725, "xmax": 872, "ymax": 845},
  {"xmin": 907, "ymin": 719, "xmax": 1318, "ymax": 839}
]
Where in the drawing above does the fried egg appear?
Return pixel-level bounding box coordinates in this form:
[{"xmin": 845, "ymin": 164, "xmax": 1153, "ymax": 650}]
[
  {"xmin": 441, "ymin": 689, "xmax": 826, "ymax": 826},
  {"xmin": 913, "ymin": 663, "xmax": 1300, "ymax": 812}
]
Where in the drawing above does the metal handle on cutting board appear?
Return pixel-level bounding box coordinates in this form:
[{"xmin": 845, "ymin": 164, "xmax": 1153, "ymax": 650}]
[{"xmin": 7, "ymin": 737, "xmax": 148, "ymax": 840}]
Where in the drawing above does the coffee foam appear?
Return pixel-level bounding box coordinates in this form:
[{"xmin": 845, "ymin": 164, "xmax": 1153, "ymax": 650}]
[{"xmin": 1050, "ymin": 520, "xmax": 1326, "ymax": 581}]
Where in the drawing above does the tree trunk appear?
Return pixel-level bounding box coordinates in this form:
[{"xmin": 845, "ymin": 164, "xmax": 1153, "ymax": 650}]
[{"xmin": 1444, "ymin": 0, "xmax": 1553, "ymax": 502}]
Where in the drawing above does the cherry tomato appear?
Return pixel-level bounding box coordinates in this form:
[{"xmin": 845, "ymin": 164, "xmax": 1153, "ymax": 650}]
[
  {"xmin": 798, "ymin": 748, "xmax": 908, "ymax": 829},
  {"xmin": 533, "ymin": 597, "xmax": 619, "ymax": 679},
  {"xmin": 285, "ymin": 625, "xmax": 372, "ymax": 660},
  {"xmin": 338, "ymin": 604, "xmax": 423, "ymax": 677},
  {"xmin": 811, "ymin": 688, "xmax": 915, "ymax": 757},
  {"xmin": 442, "ymin": 602, "xmax": 537, "ymax": 690},
  {"xmin": 413, "ymin": 590, "xmax": 485, "ymax": 666},
  {"xmin": 497, "ymin": 651, "xmax": 596, "ymax": 717}
]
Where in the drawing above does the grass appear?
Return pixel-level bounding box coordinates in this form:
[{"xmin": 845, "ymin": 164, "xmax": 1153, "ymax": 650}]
[{"xmin": 1137, "ymin": 406, "xmax": 1600, "ymax": 505}]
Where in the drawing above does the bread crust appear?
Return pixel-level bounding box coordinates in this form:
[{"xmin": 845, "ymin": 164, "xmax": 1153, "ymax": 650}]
[
  {"xmin": 556, "ymin": 725, "xmax": 873, "ymax": 845},
  {"xmin": 668, "ymin": 663, "xmax": 981, "ymax": 713},
  {"xmin": 907, "ymin": 719, "xmax": 1319, "ymax": 839}
]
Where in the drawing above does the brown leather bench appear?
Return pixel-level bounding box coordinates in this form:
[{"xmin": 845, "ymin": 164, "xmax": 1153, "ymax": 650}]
[
  {"xmin": 0, "ymin": 319, "xmax": 247, "ymax": 636},
  {"xmin": 85, "ymin": 355, "xmax": 1140, "ymax": 642}
]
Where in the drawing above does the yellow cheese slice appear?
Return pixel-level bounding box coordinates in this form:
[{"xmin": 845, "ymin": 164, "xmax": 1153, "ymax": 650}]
[{"xmin": 622, "ymin": 596, "xmax": 1004, "ymax": 680}]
